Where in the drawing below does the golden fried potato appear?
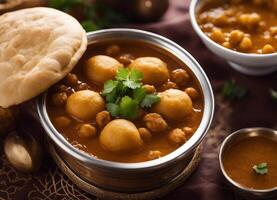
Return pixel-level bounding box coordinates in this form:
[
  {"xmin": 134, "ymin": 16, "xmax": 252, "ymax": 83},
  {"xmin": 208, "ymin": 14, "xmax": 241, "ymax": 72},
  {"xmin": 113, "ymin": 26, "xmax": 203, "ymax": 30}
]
[
  {"xmin": 100, "ymin": 119, "xmax": 143, "ymax": 152},
  {"xmin": 153, "ymin": 89, "xmax": 193, "ymax": 120},
  {"xmin": 86, "ymin": 55, "xmax": 123, "ymax": 84},
  {"xmin": 129, "ymin": 57, "xmax": 169, "ymax": 86},
  {"xmin": 66, "ymin": 90, "xmax": 105, "ymax": 121}
]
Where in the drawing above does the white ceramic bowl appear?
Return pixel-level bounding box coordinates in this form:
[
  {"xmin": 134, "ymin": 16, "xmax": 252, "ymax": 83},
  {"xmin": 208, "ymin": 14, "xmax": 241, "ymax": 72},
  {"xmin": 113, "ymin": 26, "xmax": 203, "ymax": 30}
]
[{"xmin": 189, "ymin": 0, "xmax": 277, "ymax": 76}]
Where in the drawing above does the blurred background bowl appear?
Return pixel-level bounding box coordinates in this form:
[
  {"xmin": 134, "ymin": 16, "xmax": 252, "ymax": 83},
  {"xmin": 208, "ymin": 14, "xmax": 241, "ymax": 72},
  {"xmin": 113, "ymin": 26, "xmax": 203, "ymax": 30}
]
[{"xmin": 189, "ymin": 0, "xmax": 277, "ymax": 76}]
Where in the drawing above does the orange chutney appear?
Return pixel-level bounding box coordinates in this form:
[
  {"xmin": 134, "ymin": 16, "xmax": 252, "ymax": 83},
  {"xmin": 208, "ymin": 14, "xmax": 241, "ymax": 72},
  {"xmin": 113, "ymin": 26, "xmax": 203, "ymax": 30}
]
[
  {"xmin": 223, "ymin": 136, "xmax": 277, "ymax": 190},
  {"xmin": 197, "ymin": 0, "xmax": 277, "ymax": 54}
]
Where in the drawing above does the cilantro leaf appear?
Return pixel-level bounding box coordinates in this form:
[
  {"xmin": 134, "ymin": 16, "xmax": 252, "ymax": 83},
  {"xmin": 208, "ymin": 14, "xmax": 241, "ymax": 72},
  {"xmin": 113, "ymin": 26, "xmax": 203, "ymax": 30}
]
[
  {"xmin": 116, "ymin": 68, "xmax": 129, "ymax": 81},
  {"xmin": 253, "ymin": 162, "xmax": 268, "ymax": 175},
  {"xmin": 141, "ymin": 94, "xmax": 161, "ymax": 108},
  {"xmin": 119, "ymin": 96, "xmax": 139, "ymax": 119},
  {"xmin": 222, "ymin": 80, "xmax": 247, "ymax": 101},
  {"xmin": 105, "ymin": 89, "xmax": 117, "ymax": 103},
  {"xmin": 123, "ymin": 80, "xmax": 142, "ymax": 89},
  {"xmin": 106, "ymin": 103, "xmax": 120, "ymax": 117},
  {"xmin": 270, "ymin": 89, "xmax": 277, "ymax": 102},
  {"xmin": 130, "ymin": 69, "xmax": 143, "ymax": 82},
  {"xmin": 133, "ymin": 87, "xmax": 147, "ymax": 103},
  {"xmin": 102, "ymin": 68, "xmax": 159, "ymax": 119},
  {"xmin": 103, "ymin": 80, "xmax": 118, "ymax": 95}
]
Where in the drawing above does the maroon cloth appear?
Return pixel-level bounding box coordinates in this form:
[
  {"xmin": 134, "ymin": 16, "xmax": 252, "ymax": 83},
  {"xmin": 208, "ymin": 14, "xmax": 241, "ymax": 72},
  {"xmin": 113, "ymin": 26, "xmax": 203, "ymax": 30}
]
[{"xmin": 0, "ymin": 0, "xmax": 276, "ymax": 200}]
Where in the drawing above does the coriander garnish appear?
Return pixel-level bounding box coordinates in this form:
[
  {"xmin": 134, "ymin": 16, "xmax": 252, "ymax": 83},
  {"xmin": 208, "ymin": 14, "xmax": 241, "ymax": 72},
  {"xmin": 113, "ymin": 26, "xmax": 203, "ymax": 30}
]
[
  {"xmin": 222, "ymin": 79, "xmax": 247, "ymax": 101},
  {"xmin": 269, "ymin": 89, "xmax": 277, "ymax": 102},
  {"xmin": 253, "ymin": 162, "xmax": 268, "ymax": 175},
  {"xmin": 102, "ymin": 69, "xmax": 160, "ymax": 119}
]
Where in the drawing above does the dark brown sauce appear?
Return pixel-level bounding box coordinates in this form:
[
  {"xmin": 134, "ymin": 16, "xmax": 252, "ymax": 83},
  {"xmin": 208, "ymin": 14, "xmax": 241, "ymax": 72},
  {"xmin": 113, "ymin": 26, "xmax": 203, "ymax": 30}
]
[
  {"xmin": 47, "ymin": 40, "xmax": 204, "ymax": 163},
  {"xmin": 223, "ymin": 136, "xmax": 277, "ymax": 190}
]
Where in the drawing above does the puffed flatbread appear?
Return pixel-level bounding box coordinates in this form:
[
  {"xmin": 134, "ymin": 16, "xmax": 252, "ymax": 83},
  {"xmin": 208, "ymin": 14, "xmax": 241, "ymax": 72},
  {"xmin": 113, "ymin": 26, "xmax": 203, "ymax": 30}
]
[{"xmin": 0, "ymin": 7, "xmax": 87, "ymax": 108}]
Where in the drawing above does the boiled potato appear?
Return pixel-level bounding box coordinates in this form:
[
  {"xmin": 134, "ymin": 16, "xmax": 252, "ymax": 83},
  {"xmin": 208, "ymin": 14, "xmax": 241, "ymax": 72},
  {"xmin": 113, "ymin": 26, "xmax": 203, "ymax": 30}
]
[
  {"xmin": 129, "ymin": 57, "xmax": 169, "ymax": 85},
  {"xmin": 100, "ymin": 119, "xmax": 143, "ymax": 152},
  {"xmin": 86, "ymin": 55, "xmax": 123, "ymax": 84},
  {"xmin": 66, "ymin": 90, "xmax": 105, "ymax": 121},
  {"xmin": 153, "ymin": 89, "xmax": 193, "ymax": 120}
]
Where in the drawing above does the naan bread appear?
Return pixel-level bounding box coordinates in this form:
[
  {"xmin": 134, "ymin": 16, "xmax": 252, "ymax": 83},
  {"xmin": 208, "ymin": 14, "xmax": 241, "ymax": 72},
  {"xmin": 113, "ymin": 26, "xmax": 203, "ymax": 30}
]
[{"xmin": 0, "ymin": 7, "xmax": 87, "ymax": 108}]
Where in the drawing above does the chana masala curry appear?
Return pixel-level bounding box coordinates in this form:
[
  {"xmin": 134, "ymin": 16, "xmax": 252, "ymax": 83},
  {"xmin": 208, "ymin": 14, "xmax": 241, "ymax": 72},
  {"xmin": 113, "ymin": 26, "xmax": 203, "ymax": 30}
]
[
  {"xmin": 223, "ymin": 136, "xmax": 277, "ymax": 190},
  {"xmin": 197, "ymin": 0, "xmax": 277, "ymax": 54},
  {"xmin": 46, "ymin": 40, "xmax": 204, "ymax": 163}
]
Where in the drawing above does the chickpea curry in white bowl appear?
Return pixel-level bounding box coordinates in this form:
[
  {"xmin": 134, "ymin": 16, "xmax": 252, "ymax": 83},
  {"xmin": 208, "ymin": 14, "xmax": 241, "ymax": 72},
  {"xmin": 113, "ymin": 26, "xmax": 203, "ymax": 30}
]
[
  {"xmin": 47, "ymin": 40, "xmax": 204, "ymax": 163},
  {"xmin": 190, "ymin": 0, "xmax": 277, "ymax": 75}
]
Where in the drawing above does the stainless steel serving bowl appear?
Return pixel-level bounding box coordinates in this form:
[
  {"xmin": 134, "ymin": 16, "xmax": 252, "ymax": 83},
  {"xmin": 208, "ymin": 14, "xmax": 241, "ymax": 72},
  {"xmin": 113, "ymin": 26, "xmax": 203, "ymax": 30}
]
[
  {"xmin": 219, "ymin": 127, "xmax": 277, "ymax": 199},
  {"xmin": 37, "ymin": 28, "xmax": 214, "ymax": 193}
]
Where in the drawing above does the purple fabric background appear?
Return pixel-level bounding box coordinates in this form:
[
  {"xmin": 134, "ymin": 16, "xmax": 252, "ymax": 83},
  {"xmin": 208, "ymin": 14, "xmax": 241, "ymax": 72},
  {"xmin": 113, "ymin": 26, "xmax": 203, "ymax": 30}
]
[{"xmin": 0, "ymin": 0, "xmax": 276, "ymax": 199}]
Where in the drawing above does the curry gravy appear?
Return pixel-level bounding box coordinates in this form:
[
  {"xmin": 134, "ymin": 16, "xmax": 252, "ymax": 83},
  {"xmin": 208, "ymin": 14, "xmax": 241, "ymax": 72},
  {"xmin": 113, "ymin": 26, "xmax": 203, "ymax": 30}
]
[
  {"xmin": 47, "ymin": 40, "xmax": 204, "ymax": 163},
  {"xmin": 223, "ymin": 136, "xmax": 277, "ymax": 190}
]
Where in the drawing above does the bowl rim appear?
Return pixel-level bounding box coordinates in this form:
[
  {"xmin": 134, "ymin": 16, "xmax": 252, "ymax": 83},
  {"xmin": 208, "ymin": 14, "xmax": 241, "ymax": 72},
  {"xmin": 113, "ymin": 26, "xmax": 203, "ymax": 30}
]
[
  {"xmin": 37, "ymin": 28, "xmax": 214, "ymax": 171},
  {"xmin": 189, "ymin": 0, "xmax": 277, "ymax": 58},
  {"xmin": 219, "ymin": 127, "xmax": 277, "ymax": 193}
]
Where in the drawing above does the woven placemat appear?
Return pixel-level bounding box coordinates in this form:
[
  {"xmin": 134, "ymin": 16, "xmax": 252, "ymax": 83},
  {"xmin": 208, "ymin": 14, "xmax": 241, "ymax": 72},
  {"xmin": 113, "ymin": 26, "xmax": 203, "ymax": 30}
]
[{"xmin": 48, "ymin": 139, "xmax": 202, "ymax": 200}]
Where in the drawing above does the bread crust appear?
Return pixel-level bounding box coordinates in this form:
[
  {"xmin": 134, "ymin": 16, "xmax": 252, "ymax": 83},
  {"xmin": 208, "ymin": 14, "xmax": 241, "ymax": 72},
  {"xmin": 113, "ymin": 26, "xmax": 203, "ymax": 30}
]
[{"xmin": 0, "ymin": 7, "xmax": 87, "ymax": 108}]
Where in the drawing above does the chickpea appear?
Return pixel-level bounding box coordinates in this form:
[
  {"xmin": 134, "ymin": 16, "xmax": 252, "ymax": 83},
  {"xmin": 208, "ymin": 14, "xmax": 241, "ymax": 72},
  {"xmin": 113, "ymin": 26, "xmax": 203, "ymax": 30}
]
[
  {"xmin": 168, "ymin": 128, "xmax": 186, "ymax": 145},
  {"xmin": 142, "ymin": 84, "xmax": 156, "ymax": 94},
  {"xmin": 96, "ymin": 111, "xmax": 111, "ymax": 128},
  {"xmin": 210, "ymin": 29, "xmax": 225, "ymax": 43},
  {"xmin": 78, "ymin": 124, "xmax": 97, "ymax": 138},
  {"xmin": 138, "ymin": 128, "xmax": 152, "ymax": 142},
  {"xmin": 118, "ymin": 54, "xmax": 134, "ymax": 65},
  {"xmin": 55, "ymin": 84, "xmax": 67, "ymax": 93},
  {"xmin": 143, "ymin": 113, "xmax": 168, "ymax": 133},
  {"xmin": 106, "ymin": 45, "xmax": 121, "ymax": 56},
  {"xmin": 171, "ymin": 69, "xmax": 190, "ymax": 85},
  {"xmin": 65, "ymin": 87, "xmax": 74, "ymax": 96},
  {"xmin": 162, "ymin": 81, "xmax": 178, "ymax": 90},
  {"xmin": 239, "ymin": 37, "xmax": 253, "ymax": 51},
  {"xmin": 229, "ymin": 30, "xmax": 244, "ymax": 45},
  {"xmin": 54, "ymin": 116, "xmax": 71, "ymax": 127},
  {"xmin": 213, "ymin": 14, "xmax": 229, "ymax": 27},
  {"xmin": 262, "ymin": 45, "xmax": 275, "ymax": 54},
  {"xmin": 183, "ymin": 126, "xmax": 194, "ymax": 136},
  {"xmin": 222, "ymin": 41, "xmax": 231, "ymax": 49},
  {"xmin": 185, "ymin": 87, "xmax": 199, "ymax": 100},
  {"xmin": 75, "ymin": 83, "xmax": 90, "ymax": 91},
  {"xmin": 148, "ymin": 150, "xmax": 162, "ymax": 160},
  {"xmin": 51, "ymin": 92, "xmax": 67, "ymax": 106},
  {"xmin": 65, "ymin": 73, "xmax": 79, "ymax": 87},
  {"xmin": 270, "ymin": 26, "xmax": 277, "ymax": 36},
  {"xmin": 239, "ymin": 13, "xmax": 261, "ymax": 29}
]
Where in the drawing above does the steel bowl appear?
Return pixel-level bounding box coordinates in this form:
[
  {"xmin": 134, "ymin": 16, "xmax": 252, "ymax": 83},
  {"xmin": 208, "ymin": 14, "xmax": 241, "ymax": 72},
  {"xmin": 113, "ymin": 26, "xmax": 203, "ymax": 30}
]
[
  {"xmin": 37, "ymin": 28, "xmax": 214, "ymax": 193},
  {"xmin": 219, "ymin": 127, "xmax": 277, "ymax": 199}
]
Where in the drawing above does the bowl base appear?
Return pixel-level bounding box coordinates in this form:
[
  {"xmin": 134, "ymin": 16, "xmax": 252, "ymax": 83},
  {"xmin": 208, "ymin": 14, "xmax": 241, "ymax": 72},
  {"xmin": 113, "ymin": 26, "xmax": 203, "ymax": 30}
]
[
  {"xmin": 47, "ymin": 140, "xmax": 201, "ymax": 200},
  {"xmin": 228, "ymin": 62, "xmax": 277, "ymax": 76}
]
